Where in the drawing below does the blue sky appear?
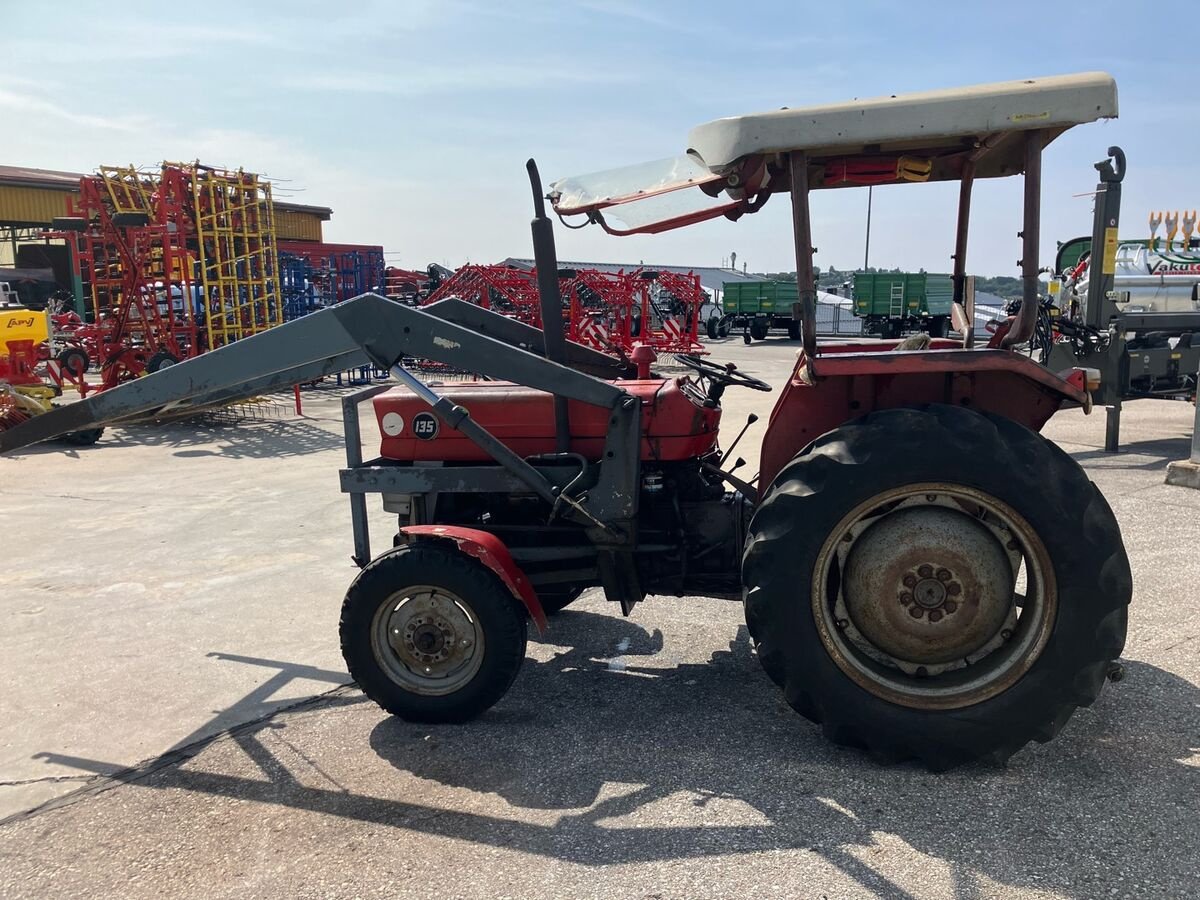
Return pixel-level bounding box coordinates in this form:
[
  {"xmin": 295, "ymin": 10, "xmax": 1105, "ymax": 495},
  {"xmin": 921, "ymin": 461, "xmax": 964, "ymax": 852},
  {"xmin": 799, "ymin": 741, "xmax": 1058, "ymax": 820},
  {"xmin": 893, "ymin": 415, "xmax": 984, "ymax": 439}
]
[{"xmin": 3, "ymin": 1, "xmax": 1192, "ymax": 276}]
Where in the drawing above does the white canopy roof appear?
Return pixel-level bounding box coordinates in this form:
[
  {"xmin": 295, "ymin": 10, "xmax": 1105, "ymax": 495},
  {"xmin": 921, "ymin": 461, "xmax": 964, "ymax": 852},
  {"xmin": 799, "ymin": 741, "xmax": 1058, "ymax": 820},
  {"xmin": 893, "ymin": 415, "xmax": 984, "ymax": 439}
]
[{"xmin": 687, "ymin": 72, "xmax": 1118, "ymax": 175}]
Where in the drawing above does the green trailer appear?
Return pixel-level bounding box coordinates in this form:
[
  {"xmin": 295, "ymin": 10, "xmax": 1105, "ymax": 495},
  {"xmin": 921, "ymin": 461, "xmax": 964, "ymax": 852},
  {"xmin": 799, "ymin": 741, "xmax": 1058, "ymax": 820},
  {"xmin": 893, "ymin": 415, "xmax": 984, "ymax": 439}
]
[
  {"xmin": 852, "ymin": 272, "xmax": 954, "ymax": 338},
  {"xmin": 716, "ymin": 280, "xmax": 801, "ymax": 341}
]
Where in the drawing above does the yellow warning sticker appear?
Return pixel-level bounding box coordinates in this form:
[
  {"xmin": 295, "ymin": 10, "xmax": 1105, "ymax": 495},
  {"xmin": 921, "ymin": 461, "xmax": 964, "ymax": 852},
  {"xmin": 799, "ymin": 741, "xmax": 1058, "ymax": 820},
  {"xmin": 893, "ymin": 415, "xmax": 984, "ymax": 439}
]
[{"xmin": 1102, "ymin": 227, "xmax": 1119, "ymax": 275}]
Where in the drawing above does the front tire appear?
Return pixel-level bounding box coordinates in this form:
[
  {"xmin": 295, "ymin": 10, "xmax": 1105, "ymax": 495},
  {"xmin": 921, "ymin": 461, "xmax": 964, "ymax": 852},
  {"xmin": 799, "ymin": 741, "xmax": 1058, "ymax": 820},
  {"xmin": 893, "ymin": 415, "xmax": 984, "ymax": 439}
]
[
  {"xmin": 340, "ymin": 542, "xmax": 528, "ymax": 723},
  {"xmin": 743, "ymin": 405, "xmax": 1130, "ymax": 769}
]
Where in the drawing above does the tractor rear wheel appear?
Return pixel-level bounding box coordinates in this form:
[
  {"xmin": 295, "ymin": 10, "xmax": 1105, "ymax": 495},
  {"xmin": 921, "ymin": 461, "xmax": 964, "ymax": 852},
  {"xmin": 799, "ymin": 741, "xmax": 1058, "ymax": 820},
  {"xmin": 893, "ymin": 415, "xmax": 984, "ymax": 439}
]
[
  {"xmin": 340, "ymin": 542, "xmax": 528, "ymax": 723},
  {"xmin": 743, "ymin": 405, "xmax": 1130, "ymax": 770}
]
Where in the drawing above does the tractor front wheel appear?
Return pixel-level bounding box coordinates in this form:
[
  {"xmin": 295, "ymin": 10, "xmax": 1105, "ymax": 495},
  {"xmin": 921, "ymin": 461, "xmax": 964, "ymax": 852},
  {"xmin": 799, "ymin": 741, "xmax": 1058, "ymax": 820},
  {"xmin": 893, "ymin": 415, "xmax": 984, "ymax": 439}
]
[
  {"xmin": 743, "ymin": 405, "xmax": 1131, "ymax": 769},
  {"xmin": 340, "ymin": 542, "xmax": 528, "ymax": 723}
]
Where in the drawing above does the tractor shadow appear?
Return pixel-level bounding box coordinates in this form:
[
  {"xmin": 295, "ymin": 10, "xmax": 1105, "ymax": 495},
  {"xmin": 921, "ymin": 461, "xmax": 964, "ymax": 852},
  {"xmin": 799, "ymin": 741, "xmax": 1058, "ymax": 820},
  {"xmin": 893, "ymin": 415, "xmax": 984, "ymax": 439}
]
[
  {"xmin": 0, "ymin": 417, "xmax": 346, "ymax": 461},
  {"xmin": 363, "ymin": 610, "xmax": 1199, "ymax": 896},
  {"xmin": 100, "ymin": 419, "xmax": 347, "ymax": 459},
  {"xmin": 27, "ymin": 610, "xmax": 1199, "ymax": 897}
]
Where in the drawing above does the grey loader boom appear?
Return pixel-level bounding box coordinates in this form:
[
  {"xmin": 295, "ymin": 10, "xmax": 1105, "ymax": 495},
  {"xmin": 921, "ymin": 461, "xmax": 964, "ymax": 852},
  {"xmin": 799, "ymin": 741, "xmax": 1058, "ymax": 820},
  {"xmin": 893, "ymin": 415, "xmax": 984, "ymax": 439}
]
[{"xmin": 0, "ymin": 294, "xmax": 630, "ymax": 454}]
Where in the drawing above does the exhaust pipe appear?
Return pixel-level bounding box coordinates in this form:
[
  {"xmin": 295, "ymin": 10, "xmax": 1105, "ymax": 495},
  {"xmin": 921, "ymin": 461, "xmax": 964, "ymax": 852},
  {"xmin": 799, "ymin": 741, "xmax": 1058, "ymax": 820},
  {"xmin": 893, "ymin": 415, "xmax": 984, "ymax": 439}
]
[{"xmin": 527, "ymin": 159, "xmax": 571, "ymax": 452}]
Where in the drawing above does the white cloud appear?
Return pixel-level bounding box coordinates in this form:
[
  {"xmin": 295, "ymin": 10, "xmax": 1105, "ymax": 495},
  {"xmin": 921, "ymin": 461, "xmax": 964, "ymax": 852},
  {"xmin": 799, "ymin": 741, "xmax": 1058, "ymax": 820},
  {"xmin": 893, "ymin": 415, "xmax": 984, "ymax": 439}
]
[
  {"xmin": 0, "ymin": 88, "xmax": 148, "ymax": 133},
  {"xmin": 281, "ymin": 60, "xmax": 637, "ymax": 97}
]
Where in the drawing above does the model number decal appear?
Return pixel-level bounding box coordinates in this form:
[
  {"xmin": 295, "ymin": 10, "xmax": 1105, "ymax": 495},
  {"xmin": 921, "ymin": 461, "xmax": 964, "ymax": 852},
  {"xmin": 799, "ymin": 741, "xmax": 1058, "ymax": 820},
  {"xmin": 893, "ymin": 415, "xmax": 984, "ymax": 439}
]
[{"xmin": 412, "ymin": 412, "xmax": 439, "ymax": 440}]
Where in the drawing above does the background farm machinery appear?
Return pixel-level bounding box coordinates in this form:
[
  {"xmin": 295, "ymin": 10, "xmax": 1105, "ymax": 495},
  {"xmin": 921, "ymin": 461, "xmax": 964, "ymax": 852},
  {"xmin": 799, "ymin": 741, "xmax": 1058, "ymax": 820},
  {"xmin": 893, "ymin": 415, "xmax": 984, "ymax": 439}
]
[
  {"xmin": 1017, "ymin": 149, "xmax": 1200, "ymax": 449},
  {"xmin": 0, "ymin": 305, "xmax": 100, "ymax": 444},
  {"xmin": 49, "ymin": 162, "xmax": 283, "ymax": 392},
  {"xmin": 277, "ymin": 242, "xmax": 386, "ymax": 321},
  {"xmin": 421, "ymin": 263, "xmax": 705, "ymax": 355}
]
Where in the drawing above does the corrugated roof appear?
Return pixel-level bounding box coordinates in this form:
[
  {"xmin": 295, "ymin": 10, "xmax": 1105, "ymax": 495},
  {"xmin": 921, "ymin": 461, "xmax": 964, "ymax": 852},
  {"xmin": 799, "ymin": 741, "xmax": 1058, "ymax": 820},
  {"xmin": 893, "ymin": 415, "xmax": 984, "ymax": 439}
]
[
  {"xmin": 501, "ymin": 257, "xmax": 765, "ymax": 293},
  {"xmin": 0, "ymin": 165, "xmax": 80, "ymax": 190},
  {"xmin": 0, "ymin": 164, "xmax": 333, "ymax": 218}
]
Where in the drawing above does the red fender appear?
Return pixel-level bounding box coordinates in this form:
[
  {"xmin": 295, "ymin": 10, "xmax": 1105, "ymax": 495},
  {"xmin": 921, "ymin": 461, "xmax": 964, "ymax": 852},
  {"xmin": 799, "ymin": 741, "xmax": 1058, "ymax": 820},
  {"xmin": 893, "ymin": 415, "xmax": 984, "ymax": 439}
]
[{"xmin": 398, "ymin": 525, "xmax": 548, "ymax": 634}]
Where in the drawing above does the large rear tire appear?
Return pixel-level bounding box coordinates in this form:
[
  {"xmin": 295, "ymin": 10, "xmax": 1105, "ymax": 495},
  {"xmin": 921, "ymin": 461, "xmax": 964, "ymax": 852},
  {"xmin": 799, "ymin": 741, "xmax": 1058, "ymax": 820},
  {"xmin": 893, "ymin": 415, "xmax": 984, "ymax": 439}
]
[
  {"xmin": 743, "ymin": 405, "xmax": 1130, "ymax": 770},
  {"xmin": 340, "ymin": 542, "xmax": 528, "ymax": 723}
]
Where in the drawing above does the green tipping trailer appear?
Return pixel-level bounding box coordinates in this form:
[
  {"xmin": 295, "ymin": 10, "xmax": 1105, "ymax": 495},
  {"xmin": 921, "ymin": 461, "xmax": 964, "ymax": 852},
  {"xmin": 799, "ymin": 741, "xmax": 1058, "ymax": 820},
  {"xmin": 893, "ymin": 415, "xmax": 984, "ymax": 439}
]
[
  {"xmin": 852, "ymin": 272, "xmax": 954, "ymax": 338},
  {"xmin": 717, "ymin": 280, "xmax": 801, "ymax": 341}
]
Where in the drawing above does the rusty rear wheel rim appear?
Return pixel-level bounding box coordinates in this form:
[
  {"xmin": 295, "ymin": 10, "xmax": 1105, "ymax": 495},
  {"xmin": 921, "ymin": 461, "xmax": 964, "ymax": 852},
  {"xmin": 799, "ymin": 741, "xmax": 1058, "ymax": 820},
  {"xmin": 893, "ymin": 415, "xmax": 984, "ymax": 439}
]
[{"xmin": 812, "ymin": 483, "xmax": 1057, "ymax": 711}]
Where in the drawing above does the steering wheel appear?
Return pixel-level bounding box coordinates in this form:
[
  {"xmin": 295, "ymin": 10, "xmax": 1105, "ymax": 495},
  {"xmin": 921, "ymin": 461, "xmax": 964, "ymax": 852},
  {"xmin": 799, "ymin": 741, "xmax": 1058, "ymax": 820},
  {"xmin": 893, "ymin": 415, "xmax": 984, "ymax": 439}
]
[{"xmin": 674, "ymin": 354, "xmax": 772, "ymax": 396}]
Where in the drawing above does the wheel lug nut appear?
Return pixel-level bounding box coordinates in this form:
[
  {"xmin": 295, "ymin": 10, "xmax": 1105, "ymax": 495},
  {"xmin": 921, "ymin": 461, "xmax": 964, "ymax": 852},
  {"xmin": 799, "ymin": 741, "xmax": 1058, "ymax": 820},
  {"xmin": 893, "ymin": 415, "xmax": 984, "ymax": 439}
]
[
  {"xmin": 898, "ymin": 592, "xmax": 913, "ymax": 606},
  {"xmin": 835, "ymin": 618, "xmax": 849, "ymax": 629},
  {"xmin": 1001, "ymin": 629, "xmax": 1013, "ymax": 640},
  {"xmin": 947, "ymin": 582, "xmax": 962, "ymax": 596},
  {"xmin": 928, "ymin": 609, "xmax": 944, "ymax": 623},
  {"xmin": 909, "ymin": 606, "xmax": 924, "ymax": 619},
  {"xmin": 917, "ymin": 564, "xmax": 933, "ymax": 578},
  {"xmin": 936, "ymin": 568, "xmax": 952, "ymax": 582},
  {"xmin": 902, "ymin": 574, "xmax": 917, "ymax": 588},
  {"xmin": 944, "ymin": 600, "xmax": 958, "ymax": 613}
]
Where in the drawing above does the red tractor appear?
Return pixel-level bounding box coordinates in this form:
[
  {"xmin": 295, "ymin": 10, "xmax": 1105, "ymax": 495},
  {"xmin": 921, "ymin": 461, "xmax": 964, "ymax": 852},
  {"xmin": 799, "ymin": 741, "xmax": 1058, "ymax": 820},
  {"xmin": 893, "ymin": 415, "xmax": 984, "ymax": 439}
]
[{"xmin": 1, "ymin": 73, "xmax": 1131, "ymax": 769}]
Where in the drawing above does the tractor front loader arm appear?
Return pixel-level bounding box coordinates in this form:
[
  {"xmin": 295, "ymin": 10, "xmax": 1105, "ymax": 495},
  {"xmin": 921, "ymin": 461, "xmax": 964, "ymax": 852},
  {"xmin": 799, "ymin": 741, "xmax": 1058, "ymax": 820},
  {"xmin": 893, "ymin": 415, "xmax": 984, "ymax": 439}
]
[
  {"xmin": 0, "ymin": 292, "xmax": 629, "ymax": 455},
  {"xmin": 2, "ymin": 292, "xmax": 647, "ymax": 611}
]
